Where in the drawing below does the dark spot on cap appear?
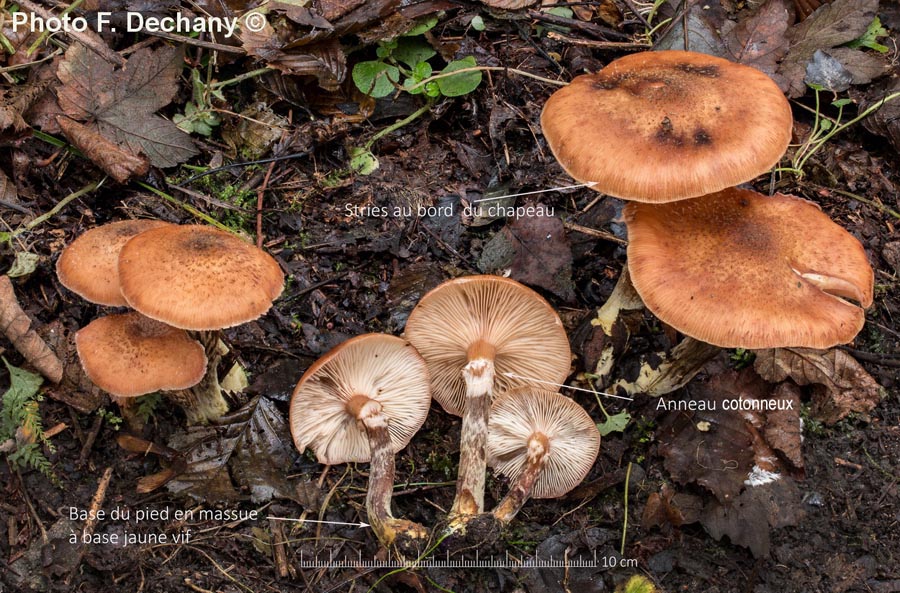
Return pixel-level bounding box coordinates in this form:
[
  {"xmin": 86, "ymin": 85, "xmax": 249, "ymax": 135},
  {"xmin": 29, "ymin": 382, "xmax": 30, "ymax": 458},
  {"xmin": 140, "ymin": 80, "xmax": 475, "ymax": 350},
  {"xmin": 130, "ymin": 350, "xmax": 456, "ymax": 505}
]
[
  {"xmin": 693, "ymin": 128, "xmax": 712, "ymax": 146},
  {"xmin": 739, "ymin": 199, "xmax": 749, "ymax": 207},
  {"xmin": 655, "ymin": 117, "xmax": 684, "ymax": 147},
  {"xmin": 593, "ymin": 73, "xmax": 627, "ymax": 91},
  {"xmin": 185, "ymin": 233, "xmax": 225, "ymax": 252},
  {"xmin": 675, "ymin": 63, "xmax": 720, "ymax": 77}
]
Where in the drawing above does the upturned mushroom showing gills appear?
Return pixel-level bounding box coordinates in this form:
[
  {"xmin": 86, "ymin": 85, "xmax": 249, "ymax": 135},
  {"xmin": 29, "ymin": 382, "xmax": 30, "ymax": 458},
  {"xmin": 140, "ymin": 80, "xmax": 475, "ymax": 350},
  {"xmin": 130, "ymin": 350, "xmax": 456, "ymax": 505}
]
[
  {"xmin": 624, "ymin": 188, "xmax": 875, "ymax": 349},
  {"xmin": 540, "ymin": 50, "xmax": 792, "ymax": 203},
  {"xmin": 289, "ymin": 334, "xmax": 432, "ymax": 551},
  {"xmin": 487, "ymin": 387, "xmax": 600, "ymax": 524},
  {"xmin": 118, "ymin": 224, "xmax": 285, "ymax": 424},
  {"xmin": 404, "ymin": 275, "xmax": 571, "ymax": 522}
]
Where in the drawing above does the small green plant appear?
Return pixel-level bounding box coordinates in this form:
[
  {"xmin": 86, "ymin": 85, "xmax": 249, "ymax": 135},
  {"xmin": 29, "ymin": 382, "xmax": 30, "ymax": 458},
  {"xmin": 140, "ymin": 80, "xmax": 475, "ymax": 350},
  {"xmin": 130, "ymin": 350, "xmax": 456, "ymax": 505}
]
[
  {"xmin": 173, "ymin": 68, "xmax": 224, "ymax": 137},
  {"xmin": 352, "ymin": 21, "xmax": 482, "ymax": 100},
  {"xmin": 97, "ymin": 407, "xmax": 124, "ymax": 430},
  {"xmin": 0, "ymin": 359, "xmax": 58, "ymax": 484},
  {"xmin": 135, "ymin": 393, "xmax": 162, "ymax": 424},
  {"xmin": 729, "ymin": 348, "xmax": 755, "ymax": 370},
  {"xmin": 781, "ymin": 84, "xmax": 900, "ymax": 178},
  {"xmin": 845, "ymin": 17, "xmax": 889, "ymax": 53},
  {"xmin": 584, "ymin": 374, "xmax": 631, "ymax": 436}
]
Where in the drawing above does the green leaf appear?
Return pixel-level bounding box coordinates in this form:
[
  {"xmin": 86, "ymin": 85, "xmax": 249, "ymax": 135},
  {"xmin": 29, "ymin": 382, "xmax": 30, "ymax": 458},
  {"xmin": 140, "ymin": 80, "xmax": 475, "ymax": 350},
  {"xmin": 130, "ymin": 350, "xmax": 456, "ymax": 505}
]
[
  {"xmin": 471, "ymin": 15, "xmax": 485, "ymax": 32},
  {"xmin": 375, "ymin": 39, "xmax": 397, "ymax": 59},
  {"xmin": 1, "ymin": 359, "xmax": 43, "ymax": 440},
  {"xmin": 348, "ymin": 146, "xmax": 379, "ymax": 175},
  {"xmin": 392, "ymin": 37, "xmax": 436, "ymax": 69},
  {"xmin": 546, "ymin": 6, "xmax": 574, "ymax": 18},
  {"xmin": 404, "ymin": 16, "xmax": 438, "ymax": 36},
  {"xmin": 832, "ymin": 98, "xmax": 852, "ymax": 108},
  {"xmin": 436, "ymin": 56, "xmax": 482, "ymax": 97},
  {"xmin": 352, "ymin": 61, "xmax": 400, "ymax": 98},
  {"xmin": 6, "ymin": 251, "xmax": 40, "ymax": 278},
  {"xmin": 596, "ymin": 410, "xmax": 631, "ymax": 436},
  {"xmin": 845, "ymin": 17, "xmax": 889, "ymax": 53}
]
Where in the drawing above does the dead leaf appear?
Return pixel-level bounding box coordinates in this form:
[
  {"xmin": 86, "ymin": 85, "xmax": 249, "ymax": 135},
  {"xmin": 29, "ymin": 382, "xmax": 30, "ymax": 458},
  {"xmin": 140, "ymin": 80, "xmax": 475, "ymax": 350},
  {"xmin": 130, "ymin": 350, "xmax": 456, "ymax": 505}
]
[
  {"xmin": 805, "ymin": 49, "xmax": 853, "ymax": 92},
  {"xmin": 754, "ymin": 348, "xmax": 882, "ymax": 424},
  {"xmin": 722, "ymin": 0, "xmax": 790, "ymax": 79},
  {"xmin": 0, "ymin": 275, "xmax": 64, "ymax": 383},
  {"xmin": 778, "ymin": 0, "xmax": 879, "ymax": 97},
  {"xmin": 825, "ymin": 47, "xmax": 888, "ymax": 85},
  {"xmin": 477, "ymin": 210, "xmax": 575, "ymax": 302},
  {"xmin": 0, "ymin": 79, "xmax": 53, "ymax": 132},
  {"xmin": 658, "ymin": 369, "xmax": 772, "ymax": 504},
  {"xmin": 166, "ymin": 397, "xmax": 296, "ymax": 503},
  {"xmin": 860, "ymin": 78, "xmax": 900, "ymax": 153},
  {"xmin": 57, "ymin": 117, "xmax": 150, "ymax": 183},
  {"xmin": 765, "ymin": 383, "xmax": 804, "ymax": 470},
  {"xmin": 699, "ymin": 478, "xmax": 803, "ymax": 557},
  {"xmin": 0, "ymin": 168, "xmax": 18, "ymax": 204},
  {"xmin": 242, "ymin": 25, "xmax": 346, "ymax": 90},
  {"xmin": 56, "ymin": 44, "xmax": 197, "ymax": 168},
  {"xmin": 655, "ymin": 2, "xmax": 726, "ymax": 57}
]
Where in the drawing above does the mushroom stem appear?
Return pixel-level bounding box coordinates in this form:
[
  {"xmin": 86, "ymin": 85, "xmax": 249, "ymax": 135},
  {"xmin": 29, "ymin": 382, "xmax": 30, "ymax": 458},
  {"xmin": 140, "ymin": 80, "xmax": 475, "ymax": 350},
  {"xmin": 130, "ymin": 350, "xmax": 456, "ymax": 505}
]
[
  {"xmin": 493, "ymin": 432, "xmax": 550, "ymax": 524},
  {"xmin": 450, "ymin": 354, "xmax": 495, "ymax": 521},
  {"xmin": 347, "ymin": 395, "xmax": 428, "ymax": 549},
  {"xmin": 169, "ymin": 331, "xmax": 229, "ymax": 425}
]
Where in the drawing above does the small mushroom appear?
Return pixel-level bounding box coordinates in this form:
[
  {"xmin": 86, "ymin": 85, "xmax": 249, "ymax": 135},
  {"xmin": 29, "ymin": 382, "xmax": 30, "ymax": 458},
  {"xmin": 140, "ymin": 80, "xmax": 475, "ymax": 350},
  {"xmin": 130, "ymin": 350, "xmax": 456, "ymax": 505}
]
[
  {"xmin": 56, "ymin": 219, "xmax": 170, "ymax": 306},
  {"xmin": 76, "ymin": 312, "xmax": 207, "ymax": 400},
  {"xmin": 624, "ymin": 188, "xmax": 875, "ymax": 348},
  {"xmin": 540, "ymin": 50, "xmax": 792, "ymax": 202},
  {"xmin": 404, "ymin": 275, "xmax": 571, "ymax": 521},
  {"xmin": 487, "ymin": 387, "xmax": 600, "ymax": 524},
  {"xmin": 118, "ymin": 225, "xmax": 285, "ymax": 424},
  {"xmin": 289, "ymin": 334, "xmax": 432, "ymax": 551}
]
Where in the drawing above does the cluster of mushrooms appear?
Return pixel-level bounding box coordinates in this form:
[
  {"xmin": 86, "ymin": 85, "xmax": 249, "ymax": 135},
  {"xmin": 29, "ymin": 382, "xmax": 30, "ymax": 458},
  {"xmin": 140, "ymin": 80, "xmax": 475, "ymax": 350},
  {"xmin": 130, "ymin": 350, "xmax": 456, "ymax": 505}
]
[
  {"xmin": 57, "ymin": 221, "xmax": 284, "ymax": 425},
  {"xmin": 541, "ymin": 50, "xmax": 874, "ymax": 349},
  {"xmin": 290, "ymin": 275, "xmax": 601, "ymax": 551}
]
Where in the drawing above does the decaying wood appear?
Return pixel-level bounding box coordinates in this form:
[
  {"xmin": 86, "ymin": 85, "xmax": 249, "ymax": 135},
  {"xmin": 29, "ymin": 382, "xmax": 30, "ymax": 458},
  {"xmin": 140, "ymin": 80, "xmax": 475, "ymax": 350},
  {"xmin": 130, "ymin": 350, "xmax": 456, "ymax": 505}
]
[{"xmin": 0, "ymin": 275, "xmax": 63, "ymax": 383}]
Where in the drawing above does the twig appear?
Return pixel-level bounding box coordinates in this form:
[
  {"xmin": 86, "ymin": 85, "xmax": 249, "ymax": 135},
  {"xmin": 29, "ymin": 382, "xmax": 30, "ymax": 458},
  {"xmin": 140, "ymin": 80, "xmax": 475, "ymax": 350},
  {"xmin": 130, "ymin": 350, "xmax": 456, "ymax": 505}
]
[
  {"xmin": 563, "ymin": 221, "xmax": 628, "ymax": 245},
  {"xmin": 815, "ymin": 185, "xmax": 900, "ymax": 220},
  {"xmin": 256, "ymin": 154, "xmax": 279, "ymax": 248},
  {"xmin": 135, "ymin": 182, "xmax": 233, "ymax": 232},
  {"xmin": 620, "ymin": 461, "xmax": 632, "ymax": 555},
  {"xmin": 127, "ymin": 27, "xmax": 246, "ymax": 54},
  {"xmin": 17, "ymin": 0, "xmax": 124, "ymax": 66},
  {"xmin": 0, "ymin": 275, "xmax": 64, "ymax": 383},
  {"xmin": 76, "ymin": 412, "xmax": 103, "ymax": 468},
  {"xmin": 7, "ymin": 179, "xmax": 104, "ymax": 240},
  {"xmin": 65, "ymin": 467, "xmax": 113, "ymax": 585},
  {"xmin": 546, "ymin": 31, "xmax": 651, "ymax": 50}
]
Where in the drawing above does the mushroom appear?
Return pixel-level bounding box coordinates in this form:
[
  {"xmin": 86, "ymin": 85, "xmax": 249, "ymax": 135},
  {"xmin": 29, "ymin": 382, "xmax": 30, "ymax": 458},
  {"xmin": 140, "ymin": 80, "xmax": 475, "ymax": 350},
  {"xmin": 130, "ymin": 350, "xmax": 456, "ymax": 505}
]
[
  {"xmin": 56, "ymin": 219, "xmax": 170, "ymax": 306},
  {"xmin": 75, "ymin": 312, "xmax": 208, "ymax": 398},
  {"xmin": 118, "ymin": 224, "xmax": 284, "ymax": 424},
  {"xmin": 540, "ymin": 50, "xmax": 792, "ymax": 202},
  {"xmin": 624, "ymin": 188, "xmax": 874, "ymax": 348},
  {"xmin": 487, "ymin": 387, "xmax": 600, "ymax": 524},
  {"xmin": 404, "ymin": 275, "xmax": 571, "ymax": 522},
  {"xmin": 289, "ymin": 334, "xmax": 432, "ymax": 550}
]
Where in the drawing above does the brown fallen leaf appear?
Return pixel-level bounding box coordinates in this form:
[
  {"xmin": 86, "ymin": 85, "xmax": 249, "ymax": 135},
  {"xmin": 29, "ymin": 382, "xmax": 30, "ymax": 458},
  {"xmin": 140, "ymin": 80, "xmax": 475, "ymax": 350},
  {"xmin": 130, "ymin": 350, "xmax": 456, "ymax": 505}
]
[
  {"xmin": 56, "ymin": 117, "xmax": 149, "ymax": 183},
  {"xmin": 242, "ymin": 25, "xmax": 346, "ymax": 90},
  {"xmin": 477, "ymin": 210, "xmax": 575, "ymax": 302},
  {"xmin": 0, "ymin": 275, "xmax": 63, "ymax": 383},
  {"xmin": 722, "ymin": 0, "xmax": 790, "ymax": 80},
  {"xmin": 0, "ymin": 79, "xmax": 53, "ymax": 132},
  {"xmin": 778, "ymin": 0, "xmax": 878, "ymax": 97},
  {"xmin": 56, "ymin": 43, "xmax": 196, "ymax": 169},
  {"xmin": 40, "ymin": 320, "xmax": 107, "ymax": 414},
  {"xmin": 754, "ymin": 347, "xmax": 882, "ymax": 424}
]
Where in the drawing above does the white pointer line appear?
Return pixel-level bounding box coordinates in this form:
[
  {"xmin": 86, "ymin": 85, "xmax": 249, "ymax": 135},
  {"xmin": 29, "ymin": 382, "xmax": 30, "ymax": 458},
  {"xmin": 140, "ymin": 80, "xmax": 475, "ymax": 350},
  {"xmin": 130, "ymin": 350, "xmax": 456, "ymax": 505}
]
[
  {"xmin": 268, "ymin": 517, "xmax": 370, "ymax": 528},
  {"xmin": 471, "ymin": 182, "xmax": 597, "ymax": 204},
  {"xmin": 501, "ymin": 372, "xmax": 633, "ymax": 402}
]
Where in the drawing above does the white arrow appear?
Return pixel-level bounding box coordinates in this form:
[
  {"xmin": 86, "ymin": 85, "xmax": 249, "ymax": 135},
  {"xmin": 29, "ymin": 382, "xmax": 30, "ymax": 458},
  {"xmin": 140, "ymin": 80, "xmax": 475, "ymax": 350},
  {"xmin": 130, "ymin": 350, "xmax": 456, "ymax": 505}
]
[{"xmin": 267, "ymin": 517, "xmax": 370, "ymax": 528}]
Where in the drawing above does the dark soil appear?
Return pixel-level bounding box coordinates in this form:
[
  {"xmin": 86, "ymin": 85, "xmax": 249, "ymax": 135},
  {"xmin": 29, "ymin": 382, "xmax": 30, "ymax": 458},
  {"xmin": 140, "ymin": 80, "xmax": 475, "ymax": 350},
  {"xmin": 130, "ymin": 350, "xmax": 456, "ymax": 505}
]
[{"xmin": 1, "ymin": 2, "xmax": 899, "ymax": 593}]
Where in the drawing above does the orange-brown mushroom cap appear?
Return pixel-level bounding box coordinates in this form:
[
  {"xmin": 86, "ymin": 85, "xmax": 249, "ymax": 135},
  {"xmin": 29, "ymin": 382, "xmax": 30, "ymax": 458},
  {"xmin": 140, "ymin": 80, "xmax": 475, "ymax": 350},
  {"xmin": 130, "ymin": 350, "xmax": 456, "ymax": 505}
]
[
  {"xmin": 541, "ymin": 50, "xmax": 793, "ymax": 202},
  {"xmin": 487, "ymin": 387, "xmax": 600, "ymax": 499},
  {"xmin": 118, "ymin": 225, "xmax": 285, "ymax": 331},
  {"xmin": 56, "ymin": 220, "xmax": 170, "ymax": 306},
  {"xmin": 75, "ymin": 312, "xmax": 207, "ymax": 397},
  {"xmin": 625, "ymin": 188, "xmax": 875, "ymax": 349},
  {"xmin": 403, "ymin": 275, "xmax": 571, "ymax": 416},
  {"xmin": 289, "ymin": 334, "xmax": 432, "ymax": 465}
]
